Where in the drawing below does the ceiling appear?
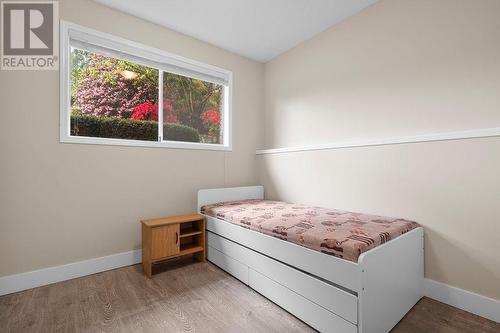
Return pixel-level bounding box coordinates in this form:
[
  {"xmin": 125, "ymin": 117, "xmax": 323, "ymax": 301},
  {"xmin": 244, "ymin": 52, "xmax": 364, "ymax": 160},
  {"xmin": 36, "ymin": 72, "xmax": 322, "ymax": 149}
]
[{"xmin": 94, "ymin": 0, "xmax": 379, "ymax": 62}]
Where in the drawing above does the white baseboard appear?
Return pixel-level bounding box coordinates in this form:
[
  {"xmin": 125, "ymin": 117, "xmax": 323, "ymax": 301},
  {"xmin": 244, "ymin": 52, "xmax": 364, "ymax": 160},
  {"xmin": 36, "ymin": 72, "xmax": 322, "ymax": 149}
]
[
  {"xmin": 1, "ymin": 253, "xmax": 498, "ymax": 325},
  {"xmin": 424, "ymin": 278, "xmax": 500, "ymax": 323},
  {"xmin": 0, "ymin": 249, "xmax": 142, "ymax": 296}
]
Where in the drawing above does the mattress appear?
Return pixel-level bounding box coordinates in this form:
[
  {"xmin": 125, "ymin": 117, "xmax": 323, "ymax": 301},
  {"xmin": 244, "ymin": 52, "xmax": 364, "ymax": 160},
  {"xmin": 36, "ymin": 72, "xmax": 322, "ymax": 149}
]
[{"xmin": 201, "ymin": 199, "xmax": 419, "ymax": 263}]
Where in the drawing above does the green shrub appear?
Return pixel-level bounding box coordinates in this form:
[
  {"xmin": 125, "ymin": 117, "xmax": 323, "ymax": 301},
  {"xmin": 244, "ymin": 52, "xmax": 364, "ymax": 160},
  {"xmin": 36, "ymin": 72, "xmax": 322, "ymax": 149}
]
[
  {"xmin": 163, "ymin": 122, "xmax": 200, "ymax": 143},
  {"xmin": 70, "ymin": 114, "xmax": 200, "ymax": 143}
]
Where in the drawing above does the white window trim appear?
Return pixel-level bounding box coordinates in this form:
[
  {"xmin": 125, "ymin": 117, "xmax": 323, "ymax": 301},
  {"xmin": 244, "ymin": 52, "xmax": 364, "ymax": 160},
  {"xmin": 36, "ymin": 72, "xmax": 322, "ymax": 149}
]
[{"xmin": 60, "ymin": 20, "xmax": 232, "ymax": 151}]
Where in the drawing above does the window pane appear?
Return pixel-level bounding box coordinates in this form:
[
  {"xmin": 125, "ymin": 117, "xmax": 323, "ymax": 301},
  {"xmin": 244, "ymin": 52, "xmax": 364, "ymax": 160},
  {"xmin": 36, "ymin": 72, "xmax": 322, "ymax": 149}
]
[
  {"xmin": 70, "ymin": 48, "xmax": 159, "ymax": 141},
  {"xmin": 162, "ymin": 72, "xmax": 224, "ymax": 144}
]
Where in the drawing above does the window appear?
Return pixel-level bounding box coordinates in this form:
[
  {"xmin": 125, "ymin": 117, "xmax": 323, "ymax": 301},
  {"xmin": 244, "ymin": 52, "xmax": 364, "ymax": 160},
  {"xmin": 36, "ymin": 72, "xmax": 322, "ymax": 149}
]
[{"xmin": 60, "ymin": 21, "xmax": 232, "ymax": 150}]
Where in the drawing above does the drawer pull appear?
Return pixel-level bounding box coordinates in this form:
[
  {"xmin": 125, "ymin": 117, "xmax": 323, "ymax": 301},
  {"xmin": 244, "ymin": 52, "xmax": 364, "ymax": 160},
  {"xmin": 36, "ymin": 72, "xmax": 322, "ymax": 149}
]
[{"xmin": 175, "ymin": 232, "xmax": 179, "ymax": 244}]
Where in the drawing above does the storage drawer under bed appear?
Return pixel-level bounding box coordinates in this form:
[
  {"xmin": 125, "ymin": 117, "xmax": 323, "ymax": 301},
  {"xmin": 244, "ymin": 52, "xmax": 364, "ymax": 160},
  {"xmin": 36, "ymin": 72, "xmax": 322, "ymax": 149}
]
[
  {"xmin": 207, "ymin": 245, "xmax": 249, "ymax": 284},
  {"xmin": 249, "ymin": 268, "xmax": 357, "ymax": 333},
  {"xmin": 206, "ymin": 231, "xmax": 358, "ymax": 332}
]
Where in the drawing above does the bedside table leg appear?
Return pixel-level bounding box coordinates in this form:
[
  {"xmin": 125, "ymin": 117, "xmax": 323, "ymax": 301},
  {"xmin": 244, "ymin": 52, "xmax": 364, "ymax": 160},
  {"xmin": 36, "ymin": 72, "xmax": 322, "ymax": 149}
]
[
  {"xmin": 143, "ymin": 260, "xmax": 152, "ymax": 277},
  {"xmin": 194, "ymin": 251, "xmax": 206, "ymax": 262}
]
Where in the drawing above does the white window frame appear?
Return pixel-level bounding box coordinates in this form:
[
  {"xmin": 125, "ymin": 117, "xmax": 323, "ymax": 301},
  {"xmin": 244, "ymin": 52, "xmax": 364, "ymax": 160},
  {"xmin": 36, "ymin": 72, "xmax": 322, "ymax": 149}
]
[{"xmin": 60, "ymin": 21, "xmax": 232, "ymax": 151}]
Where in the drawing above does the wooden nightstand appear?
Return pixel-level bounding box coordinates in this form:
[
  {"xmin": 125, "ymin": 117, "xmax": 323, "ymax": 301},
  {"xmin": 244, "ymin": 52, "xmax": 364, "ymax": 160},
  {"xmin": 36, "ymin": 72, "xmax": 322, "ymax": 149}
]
[{"xmin": 141, "ymin": 214, "xmax": 206, "ymax": 277}]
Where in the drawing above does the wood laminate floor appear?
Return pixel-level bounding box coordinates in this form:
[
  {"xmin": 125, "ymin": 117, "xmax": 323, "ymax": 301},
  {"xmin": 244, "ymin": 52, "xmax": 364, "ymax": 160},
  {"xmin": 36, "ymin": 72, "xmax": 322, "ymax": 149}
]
[{"xmin": 1, "ymin": 258, "xmax": 498, "ymax": 333}]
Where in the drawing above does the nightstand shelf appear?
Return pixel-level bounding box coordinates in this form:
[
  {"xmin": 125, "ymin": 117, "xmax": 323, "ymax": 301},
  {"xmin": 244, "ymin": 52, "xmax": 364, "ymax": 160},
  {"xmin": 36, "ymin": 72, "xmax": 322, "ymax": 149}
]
[
  {"xmin": 180, "ymin": 227, "xmax": 204, "ymax": 238},
  {"xmin": 141, "ymin": 214, "xmax": 205, "ymax": 277},
  {"xmin": 180, "ymin": 244, "xmax": 205, "ymax": 255}
]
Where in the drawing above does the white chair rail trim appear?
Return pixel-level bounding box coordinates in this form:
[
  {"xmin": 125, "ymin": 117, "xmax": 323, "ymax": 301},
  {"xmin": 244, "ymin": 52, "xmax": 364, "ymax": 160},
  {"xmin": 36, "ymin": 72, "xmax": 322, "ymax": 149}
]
[{"xmin": 256, "ymin": 127, "xmax": 500, "ymax": 155}]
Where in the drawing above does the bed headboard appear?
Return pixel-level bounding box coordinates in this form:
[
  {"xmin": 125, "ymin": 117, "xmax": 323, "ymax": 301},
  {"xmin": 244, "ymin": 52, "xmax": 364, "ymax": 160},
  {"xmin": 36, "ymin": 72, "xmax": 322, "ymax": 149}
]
[{"xmin": 197, "ymin": 186, "xmax": 264, "ymax": 212}]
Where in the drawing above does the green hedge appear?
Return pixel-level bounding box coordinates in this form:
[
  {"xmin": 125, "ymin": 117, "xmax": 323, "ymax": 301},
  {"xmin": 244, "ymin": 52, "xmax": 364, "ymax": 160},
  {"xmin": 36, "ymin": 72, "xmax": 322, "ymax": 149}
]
[{"xmin": 70, "ymin": 114, "xmax": 200, "ymax": 143}]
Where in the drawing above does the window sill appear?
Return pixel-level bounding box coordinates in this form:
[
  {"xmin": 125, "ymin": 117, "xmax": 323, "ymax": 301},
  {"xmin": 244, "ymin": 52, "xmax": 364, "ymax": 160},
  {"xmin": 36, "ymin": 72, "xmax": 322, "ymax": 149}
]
[{"xmin": 60, "ymin": 135, "xmax": 232, "ymax": 151}]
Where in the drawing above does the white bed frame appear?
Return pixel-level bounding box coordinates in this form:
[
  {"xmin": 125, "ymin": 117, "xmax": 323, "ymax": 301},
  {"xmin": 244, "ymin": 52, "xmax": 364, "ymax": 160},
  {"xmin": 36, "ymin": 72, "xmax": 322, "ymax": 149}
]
[{"xmin": 198, "ymin": 186, "xmax": 424, "ymax": 333}]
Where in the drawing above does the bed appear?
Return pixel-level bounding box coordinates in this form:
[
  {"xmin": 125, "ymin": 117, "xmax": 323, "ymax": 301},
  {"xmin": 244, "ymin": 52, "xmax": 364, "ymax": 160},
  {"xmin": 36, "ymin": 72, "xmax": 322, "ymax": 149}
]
[{"xmin": 198, "ymin": 186, "xmax": 424, "ymax": 333}]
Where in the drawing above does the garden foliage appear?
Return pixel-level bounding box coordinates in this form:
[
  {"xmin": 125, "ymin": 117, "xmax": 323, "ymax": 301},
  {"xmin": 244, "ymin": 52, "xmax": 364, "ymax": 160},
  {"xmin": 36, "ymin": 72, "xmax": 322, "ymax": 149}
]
[
  {"xmin": 71, "ymin": 113, "xmax": 200, "ymax": 142},
  {"xmin": 70, "ymin": 49, "xmax": 223, "ymax": 142}
]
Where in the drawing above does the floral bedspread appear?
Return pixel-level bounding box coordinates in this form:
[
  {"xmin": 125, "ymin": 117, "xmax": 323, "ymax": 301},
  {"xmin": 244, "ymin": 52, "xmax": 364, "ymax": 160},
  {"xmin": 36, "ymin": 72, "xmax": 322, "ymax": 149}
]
[{"xmin": 201, "ymin": 199, "xmax": 419, "ymax": 263}]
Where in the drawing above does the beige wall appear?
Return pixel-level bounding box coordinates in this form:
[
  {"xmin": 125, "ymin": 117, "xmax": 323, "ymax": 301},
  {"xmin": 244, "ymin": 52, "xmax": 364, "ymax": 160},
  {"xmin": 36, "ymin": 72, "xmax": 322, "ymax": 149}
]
[
  {"xmin": 258, "ymin": 0, "xmax": 500, "ymax": 300},
  {"xmin": 0, "ymin": 0, "xmax": 264, "ymax": 276}
]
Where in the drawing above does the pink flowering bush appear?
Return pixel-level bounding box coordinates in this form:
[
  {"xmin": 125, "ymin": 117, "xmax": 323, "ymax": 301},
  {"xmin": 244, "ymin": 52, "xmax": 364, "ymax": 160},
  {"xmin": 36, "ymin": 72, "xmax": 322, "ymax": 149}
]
[
  {"xmin": 131, "ymin": 101, "xmax": 157, "ymax": 121},
  {"xmin": 163, "ymin": 99, "xmax": 177, "ymax": 124},
  {"xmin": 201, "ymin": 109, "xmax": 221, "ymax": 136},
  {"xmin": 74, "ymin": 54, "xmax": 157, "ymax": 118},
  {"xmin": 131, "ymin": 99, "xmax": 178, "ymax": 123}
]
